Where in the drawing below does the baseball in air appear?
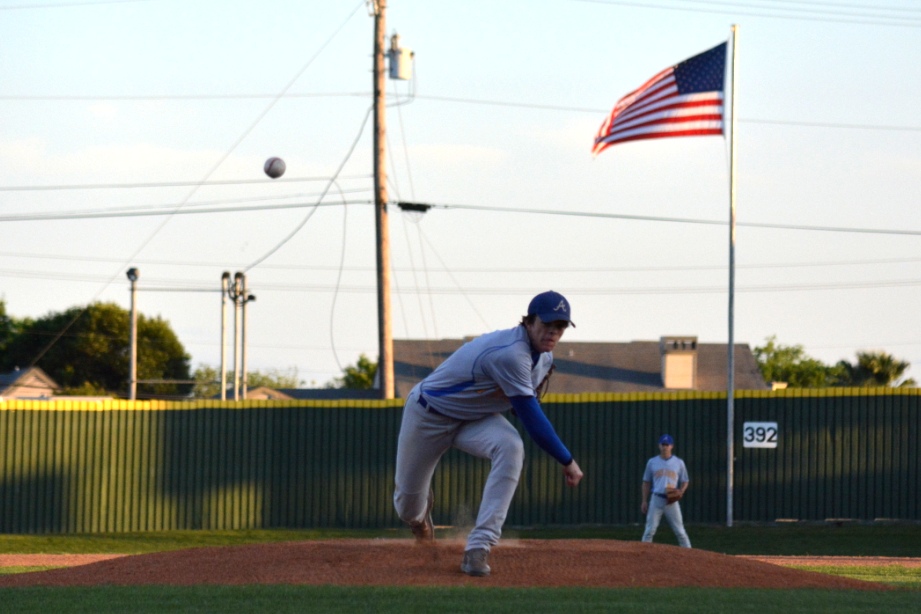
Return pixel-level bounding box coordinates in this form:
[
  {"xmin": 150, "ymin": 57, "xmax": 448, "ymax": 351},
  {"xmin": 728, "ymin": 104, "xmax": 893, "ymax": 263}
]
[{"xmin": 264, "ymin": 157, "xmax": 286, "ymax": 179}]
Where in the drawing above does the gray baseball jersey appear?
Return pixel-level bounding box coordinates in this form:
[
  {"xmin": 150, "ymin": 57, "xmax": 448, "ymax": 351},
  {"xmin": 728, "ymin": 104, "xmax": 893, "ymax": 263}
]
[
  {"xmin": 642, "ymin": 455, "xmax": 689, "ymax": 494},
  {"xmin": 414, "ymin": 325, "xmax": 552, "ymax": 421}
]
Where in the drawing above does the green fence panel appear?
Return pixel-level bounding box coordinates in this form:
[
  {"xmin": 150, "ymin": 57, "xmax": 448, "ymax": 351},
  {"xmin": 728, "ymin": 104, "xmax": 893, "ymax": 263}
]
[
  {"xmin": 735, "ymin": 388, "xmax": 920, "ymax": 522},
  {"xmin": 0, "ymin": 391, "xmax": 918, "ymax": 533}
]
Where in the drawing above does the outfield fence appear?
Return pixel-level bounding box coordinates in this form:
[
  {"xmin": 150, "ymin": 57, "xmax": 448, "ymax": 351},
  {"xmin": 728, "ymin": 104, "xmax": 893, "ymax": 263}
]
[{"xmin": 0, "ymin": 388, "xmax": 918, "ymax": 533}]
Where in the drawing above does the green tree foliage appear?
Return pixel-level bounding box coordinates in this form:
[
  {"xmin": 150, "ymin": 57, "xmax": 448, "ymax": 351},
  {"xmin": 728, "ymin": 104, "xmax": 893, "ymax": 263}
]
[
  {"xmin": 0, "ymin": 299, "xmax": 22, "ymax": 356},
  {"xmin": 326, "ymin": 354, "xmax": 377, "ymax": 389},
  {"xmin": 754, "ymin": 336, "xmax": 845, "ymax": 388},
  {"xmin": 837, "ymin": 351, "xmax": 916, "ymax": 387},
  {"xmin": 191, "ymin": 365, "xmax": 304, "ymax": 398},
  {"xmin": 755, "ymin": 336, "xmax": 915, "ymax": 388},
  {"xmin": 0, "ymin": 301, "xmax": 191, "ymax": 398}
]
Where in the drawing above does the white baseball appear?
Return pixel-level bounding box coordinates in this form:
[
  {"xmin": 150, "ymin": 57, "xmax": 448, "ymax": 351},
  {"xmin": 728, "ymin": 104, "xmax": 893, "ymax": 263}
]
[{"xmin": 264, "ymin": 157, "xmax": 286, "ymax": 179}]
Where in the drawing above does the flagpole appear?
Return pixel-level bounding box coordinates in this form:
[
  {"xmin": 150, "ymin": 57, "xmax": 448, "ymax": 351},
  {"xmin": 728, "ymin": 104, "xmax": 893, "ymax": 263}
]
[{"xmin": 727, "ymin": 24, "xmax": 739, "ymax": 528}]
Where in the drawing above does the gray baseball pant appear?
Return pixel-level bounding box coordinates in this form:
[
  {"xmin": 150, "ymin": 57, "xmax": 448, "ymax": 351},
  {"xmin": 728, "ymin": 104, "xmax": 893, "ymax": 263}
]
[
  {"xmin": 642, "ymin": 495, "xmax": 692, "ymax": 548},
  {"xmin": 393, "ymin": 390, "xmax": 525, "ymax": 551}
]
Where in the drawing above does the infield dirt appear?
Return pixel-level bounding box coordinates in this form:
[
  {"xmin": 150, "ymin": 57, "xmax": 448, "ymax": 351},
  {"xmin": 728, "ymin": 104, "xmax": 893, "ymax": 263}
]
[{"xmin": 0, "ymin": 539, "xmax": 894, "ymax": 590}]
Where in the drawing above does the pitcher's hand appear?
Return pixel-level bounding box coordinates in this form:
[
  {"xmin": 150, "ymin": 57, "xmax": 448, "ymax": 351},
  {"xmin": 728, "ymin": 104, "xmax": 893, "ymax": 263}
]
[{"xmin": 563, "ymin": 459, "xmax": 584, "ymax": 487}]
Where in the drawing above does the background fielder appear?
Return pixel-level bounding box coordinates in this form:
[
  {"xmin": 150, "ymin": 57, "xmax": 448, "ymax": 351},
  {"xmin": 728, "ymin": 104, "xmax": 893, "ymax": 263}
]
[
  {"xmin": 641, "ymin": 433, "xmax": 691, "ymax": 548},
  {"xmin": 393, "ymin": 290, "xmax": 584, "ymax": 577}
]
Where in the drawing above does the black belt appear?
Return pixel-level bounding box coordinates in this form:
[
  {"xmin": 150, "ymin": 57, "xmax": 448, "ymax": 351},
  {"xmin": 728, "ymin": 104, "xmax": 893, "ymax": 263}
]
[
  {"xmin": 418, "ymin": 393, "xmax": 455, "ymax": 420},
  {"xmin": 654, "ymin": 493, "xmax": 669, "ymax": 499}
]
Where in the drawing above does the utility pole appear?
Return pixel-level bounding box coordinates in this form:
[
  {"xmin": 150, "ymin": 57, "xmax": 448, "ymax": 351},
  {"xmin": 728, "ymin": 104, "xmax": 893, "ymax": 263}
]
[
  {"xmin": 232, "ymin": 273, "xmax": 242, "ymax": 400},
  {"xmin": 373, "ymin": 0, "xmax": 394, "ymax": 399},
  {"xmin": 221, "ymin": 272, "xmax": 230, "ymax": 401},
  {"xmin": 126, "ymin": 268, "xmax": 139, "ymax": 400},
  {"xmin": 240, "ymin": 273, "xmax": 254, "ymax": 400}
]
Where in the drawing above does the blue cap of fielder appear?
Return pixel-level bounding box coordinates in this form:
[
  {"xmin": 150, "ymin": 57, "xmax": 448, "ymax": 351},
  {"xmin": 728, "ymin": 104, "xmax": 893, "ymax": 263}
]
[
  {"xmin": 659, "ymin": 434, "xmax": 674, "ymax": 445},
  {"xmin": 528, "ymin": 290, "xmax": 576, "ymax": 327}
]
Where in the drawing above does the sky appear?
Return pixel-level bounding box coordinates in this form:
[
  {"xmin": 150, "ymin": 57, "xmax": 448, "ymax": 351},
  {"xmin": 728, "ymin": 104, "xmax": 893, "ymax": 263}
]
[{"xmin": 1, "ymin": 0, "xmax": 919, "ymax": 388}]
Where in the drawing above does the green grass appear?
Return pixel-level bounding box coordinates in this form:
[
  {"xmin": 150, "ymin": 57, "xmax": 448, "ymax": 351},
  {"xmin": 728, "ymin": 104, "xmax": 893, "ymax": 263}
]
[
  {"xmin": 0, "ymin": 528, "xmax": 398, "ymax": 554},
  {"xmin": 0, "ymin": 566, "xmax": 58, "ymax": 575},
  {"xmin": 3, "ymin": 523, "xmax": 920, "ymax": 556},
  {"xmin": 0, "ymin": 586, "xmax": 917, "ymax": 614},
  {"xmin": 506, "ymin": 523, "xmax": 921, "ymax": 556},
  {"xmin": 792, "ymin": 565, "xmax": 921, "ymax": 589}
]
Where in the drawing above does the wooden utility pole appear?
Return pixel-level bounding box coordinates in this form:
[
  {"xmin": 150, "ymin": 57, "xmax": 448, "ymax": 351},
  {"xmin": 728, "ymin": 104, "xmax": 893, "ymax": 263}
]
[{"xmin": 373, "ymin": 0, "xmax": 394, "ymax": 399}]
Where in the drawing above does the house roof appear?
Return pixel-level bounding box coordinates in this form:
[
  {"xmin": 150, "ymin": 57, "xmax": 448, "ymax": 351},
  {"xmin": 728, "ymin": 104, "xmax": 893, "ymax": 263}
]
[
  {"xmin": 0, "ymin": 367, "xmax": 61, "ymax": 397},
  {"xmin": 393, "ymin": 337, "xmax": 768, "ymax": 397}
]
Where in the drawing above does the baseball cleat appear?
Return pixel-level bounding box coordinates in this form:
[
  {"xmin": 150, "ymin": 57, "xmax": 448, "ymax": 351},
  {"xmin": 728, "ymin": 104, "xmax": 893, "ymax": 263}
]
[
  {"xmin": 409, "ymin": 488, "xmax": 435, "ymax": 544},
  {"xmin": 461, "ymin": 548, "xmax": 491, "ymax": 577}
]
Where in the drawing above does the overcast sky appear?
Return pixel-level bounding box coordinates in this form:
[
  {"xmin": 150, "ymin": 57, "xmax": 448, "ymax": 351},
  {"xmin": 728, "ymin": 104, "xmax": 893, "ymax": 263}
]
[{"xmin": 1, "ymin": 0, "xmax": 919, "ymax": 387}]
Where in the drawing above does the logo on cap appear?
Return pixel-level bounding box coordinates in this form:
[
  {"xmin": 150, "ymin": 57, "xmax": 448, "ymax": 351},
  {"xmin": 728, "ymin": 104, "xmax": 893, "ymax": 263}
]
[{"xmin": 527, "ymin": 291, "xmax": 576, "ymax": 327}]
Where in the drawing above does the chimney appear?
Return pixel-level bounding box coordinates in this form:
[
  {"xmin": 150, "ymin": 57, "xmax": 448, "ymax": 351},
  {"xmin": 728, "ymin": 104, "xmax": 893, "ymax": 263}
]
[{"xmin": 660, "ymin": 336, "xmax": 698, "ymax": 389}]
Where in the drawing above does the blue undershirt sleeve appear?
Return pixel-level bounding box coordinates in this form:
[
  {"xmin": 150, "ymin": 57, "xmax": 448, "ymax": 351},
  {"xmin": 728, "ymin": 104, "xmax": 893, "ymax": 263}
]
[{"xmin": 509, "ymin": 395, "xmax": 573, "ymax": 466}]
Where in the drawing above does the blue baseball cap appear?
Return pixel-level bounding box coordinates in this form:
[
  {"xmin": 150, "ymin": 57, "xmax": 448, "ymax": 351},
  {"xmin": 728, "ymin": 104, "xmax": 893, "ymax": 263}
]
[
  {"xmin": 659, "ymin": 434, "xmax": 674, "ymax": 446},
  {"xmin": 527, "ymin": 290, "xmax": 575, "ymax": 327}
]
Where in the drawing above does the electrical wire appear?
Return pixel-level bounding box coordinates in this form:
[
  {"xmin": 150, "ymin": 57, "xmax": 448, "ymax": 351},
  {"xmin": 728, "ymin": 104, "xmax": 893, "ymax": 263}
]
[
  {"xmin": 3, "ymin": 248, "xmax": 920, "ymax": 273},
  {"xmin": 0, "ymin": 0, "xmax": 151, "ymax": 10},
  {"xmin": 417, "ymin": 229, "xmax": 492, "ymax": 330},
  {"xmin": 327, "ymin": 180, "xmax": 350, "ymax": 374},
  {"xmin": 0, "ymin": 199, "xmax": 372, "ymax": 222},
  {"xmin": 400, "ymin": 201, "xmax": 921, "ymax": 237},
  {"xmin": 244, "ymin": 105, "xmax": 373, "ymax": 271},
  {"xmin": 0, "ymin": 175, "xmax": 369, "ymax": 192},
  {"xmin": 571, "ymin": 0, "xmax": 921, "ymax": 27},
  {"xmin": 15, "ymin": 0, "xmax": 367, "ymax": 371}
]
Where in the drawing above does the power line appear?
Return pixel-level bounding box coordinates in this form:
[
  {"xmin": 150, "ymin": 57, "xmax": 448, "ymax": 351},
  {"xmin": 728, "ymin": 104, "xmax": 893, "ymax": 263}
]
[
  {"xmin": 1, "ymin": 267, "xmax": 918, "ymax": 295},
  {"xmin": 0, "ymin": 175, "xmax": 370, "ymax": 192},
  {"xmin": 0, "ymin": 92, "xmax": 369, "ymax": 101},
  {"xmin": 4, "ymin": 249, "xmax": 918, "ymax": 274},
  {"xmin": 0, "ymin": 0, "xmax": 152, "ymax": 10},
  {"xmin": 0, "ymin": 199, "xmax": 372, "ymax": 222},
  {"xmin": 572, "ymin": 0, "xmax": 921, "ymax": 27},
  {"xmin": 244, "ymin": 104, "xmax": 374, "ymax": 271},
  {"xmin": 4, "ymin": 196, "xmax": 918, "ymax": 238},
  {"xmin": 0, "ymin": 188, "xmax": 372, "ymax": 219},
  {"xmin": 398, "ymin": 201, "xmax": 921, "ymax": 237},
  {"xmin": 2, "ymin": 90, "xmax": 917, "ymax": 132}
]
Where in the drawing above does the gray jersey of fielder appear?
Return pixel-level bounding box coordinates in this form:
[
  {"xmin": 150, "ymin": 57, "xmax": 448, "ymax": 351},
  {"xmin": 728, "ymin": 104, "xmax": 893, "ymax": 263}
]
[{"xmin": 641, "ymin": 453, "xmax": 691, "ymax": 548}]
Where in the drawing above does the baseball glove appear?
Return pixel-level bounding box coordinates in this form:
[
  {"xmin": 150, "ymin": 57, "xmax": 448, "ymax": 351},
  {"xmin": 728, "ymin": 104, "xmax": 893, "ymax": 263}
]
[
  {"xmin": 665, "ymin": 487, "xmax": 682, "ymax": 505},
  {"xmin": 535, "ymin": 365, "xmax": 555, "ymax": 400}
]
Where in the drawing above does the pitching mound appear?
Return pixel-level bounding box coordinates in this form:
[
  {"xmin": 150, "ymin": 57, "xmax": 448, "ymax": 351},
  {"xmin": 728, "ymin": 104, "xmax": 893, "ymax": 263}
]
[{"xmin": 0, "ymin": 539, "xmax": 888, "ymax": 590}]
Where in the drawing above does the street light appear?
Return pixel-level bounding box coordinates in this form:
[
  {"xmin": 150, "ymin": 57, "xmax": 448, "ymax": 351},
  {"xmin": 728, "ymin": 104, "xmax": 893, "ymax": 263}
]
[{"xmin": 126, "ymin": 268, "xmax": 139, "ymax": 400}]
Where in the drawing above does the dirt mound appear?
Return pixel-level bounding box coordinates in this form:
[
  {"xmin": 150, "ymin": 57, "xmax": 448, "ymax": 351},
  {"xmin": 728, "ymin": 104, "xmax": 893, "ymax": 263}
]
[{"xmin": 0, "ymin": 539, "xmax": 888, "ymax": 590}]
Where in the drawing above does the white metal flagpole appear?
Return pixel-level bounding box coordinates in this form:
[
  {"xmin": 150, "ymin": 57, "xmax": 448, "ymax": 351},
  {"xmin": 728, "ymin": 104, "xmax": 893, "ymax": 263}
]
[{"xmin": 727, "ymin": 24, "xmax": 739, "ymax": 528}]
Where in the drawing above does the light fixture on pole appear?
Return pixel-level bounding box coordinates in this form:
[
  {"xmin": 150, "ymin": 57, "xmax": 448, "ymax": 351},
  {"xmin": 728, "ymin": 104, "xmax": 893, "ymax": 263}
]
[{"xmin": 126, "ymin": 268, "xmax": 139, "ymax": 400}]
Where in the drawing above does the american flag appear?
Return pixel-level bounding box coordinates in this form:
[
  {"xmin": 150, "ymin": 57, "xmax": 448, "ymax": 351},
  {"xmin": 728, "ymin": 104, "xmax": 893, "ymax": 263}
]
[{"xmin": 592, "ymin": 42, "xmax": 727, "ymax": 156}]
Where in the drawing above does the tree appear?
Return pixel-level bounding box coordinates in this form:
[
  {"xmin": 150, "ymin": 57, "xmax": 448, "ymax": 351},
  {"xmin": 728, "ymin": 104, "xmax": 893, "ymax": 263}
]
[
  {"xmin": 326, "ymin": 354, "xmax": 377, "ymax": 390},
  {"xmin": 0, "ymin": 301, "xmax": 191, "ymax": 398},
  {"xmin": 753, "ymin": 336, "xmax": 845, "ymax": 388},
  {"xmin": 837, "ymin": 351, "xmax": 916, "ymax": 387},
  {"xmin": 0, "ymin": 299, "xmax": 22, "ymax": 357},
  {"xmin": 191, "ymin": 365, "xmax": 305, "ymax": 399},
  {"xmin": 754, "ymin": 336, "xmax": 915, "ymax": 389}
]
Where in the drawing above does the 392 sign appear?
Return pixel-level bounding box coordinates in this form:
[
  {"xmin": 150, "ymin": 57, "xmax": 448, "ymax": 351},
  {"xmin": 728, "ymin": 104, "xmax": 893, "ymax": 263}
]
[{"xmin": 742, "ymin": 422, "xmax": 778, "ymax": 448}]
